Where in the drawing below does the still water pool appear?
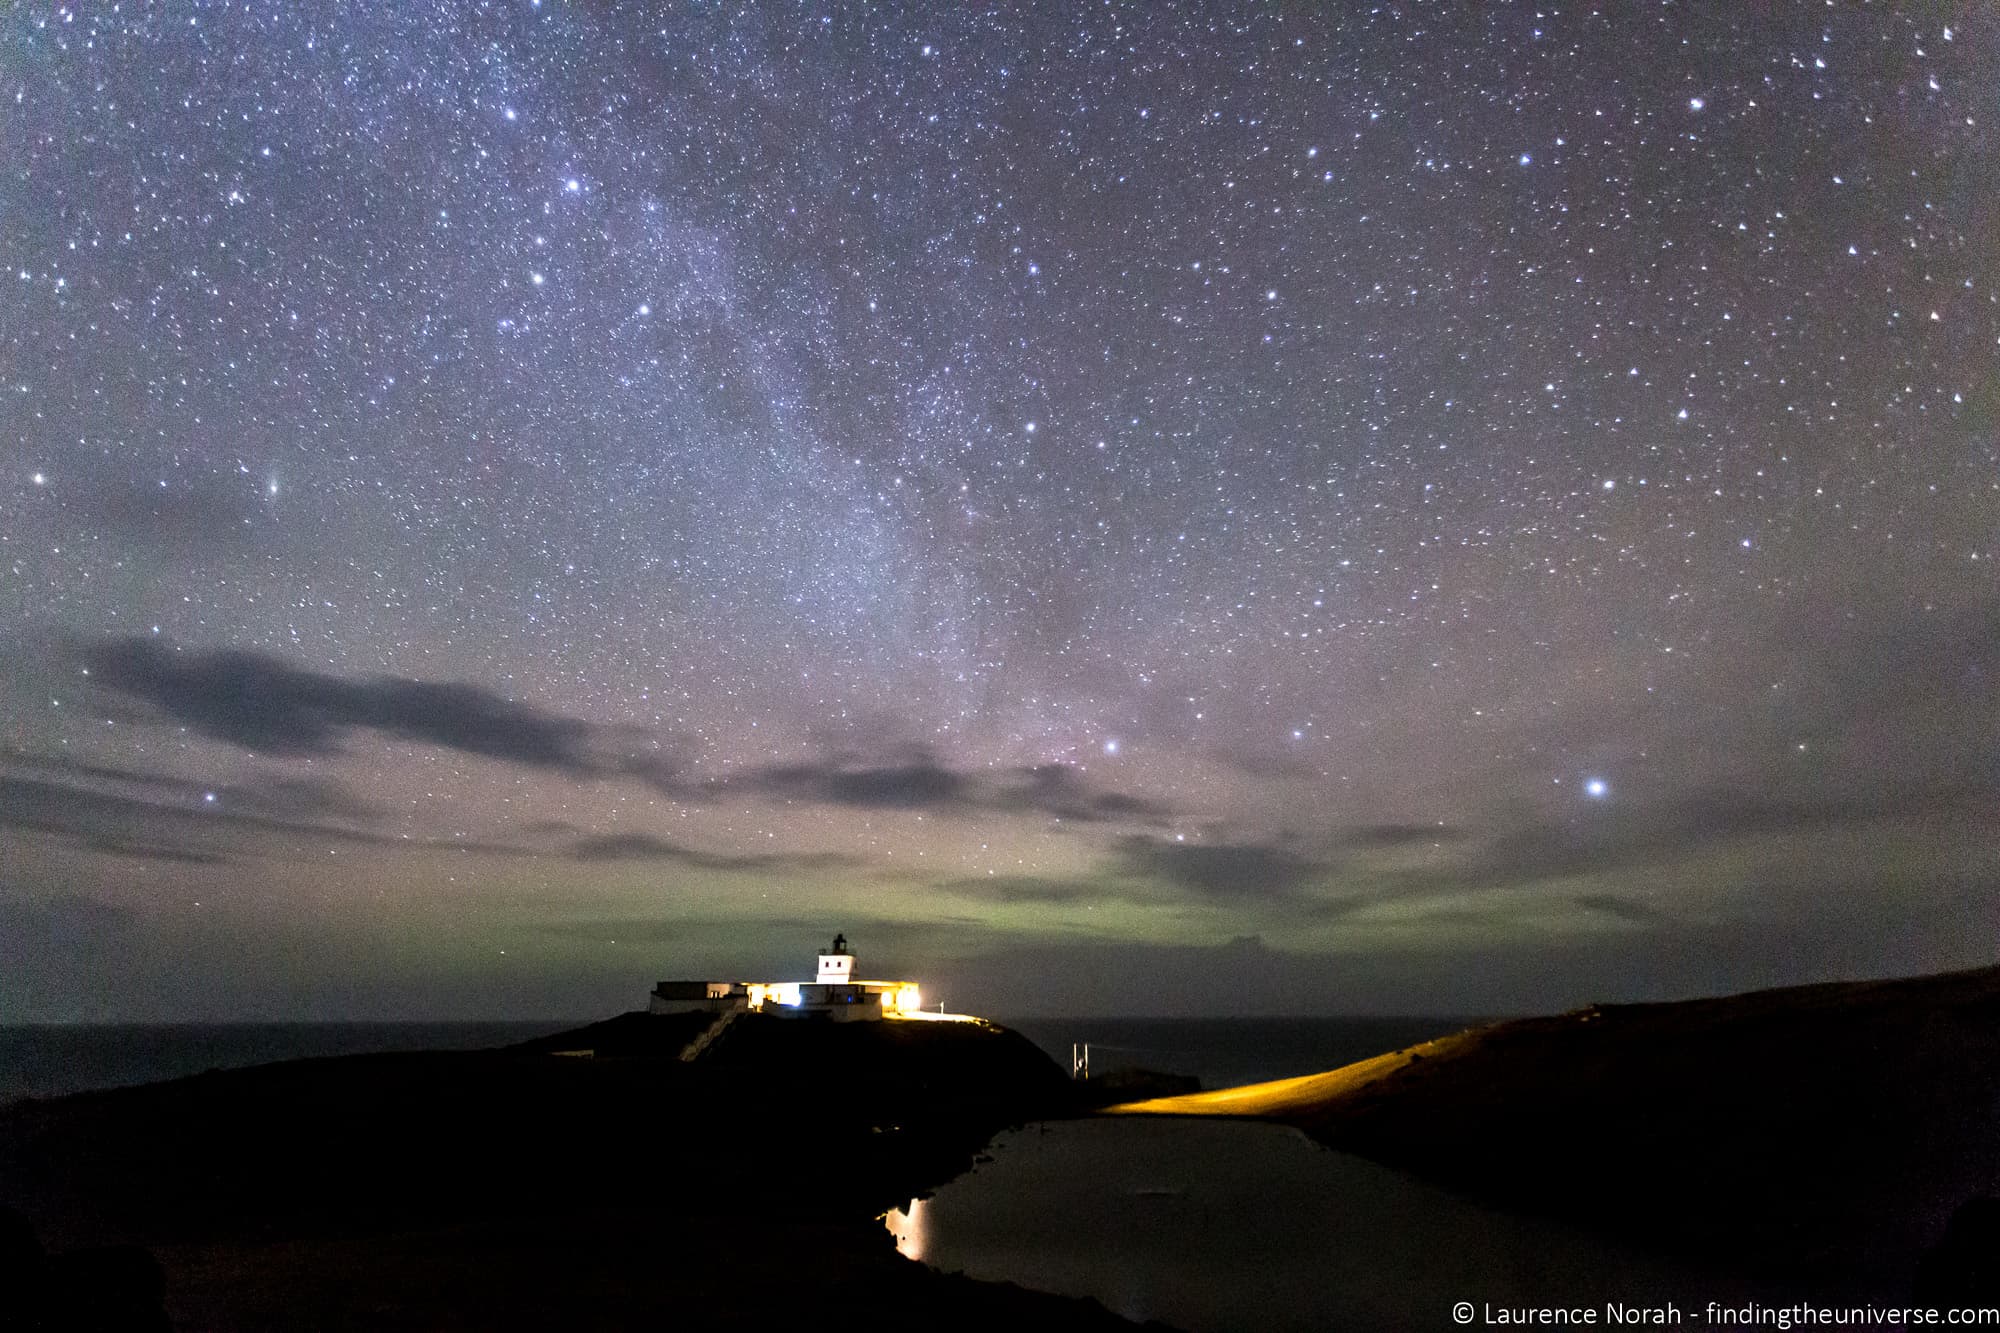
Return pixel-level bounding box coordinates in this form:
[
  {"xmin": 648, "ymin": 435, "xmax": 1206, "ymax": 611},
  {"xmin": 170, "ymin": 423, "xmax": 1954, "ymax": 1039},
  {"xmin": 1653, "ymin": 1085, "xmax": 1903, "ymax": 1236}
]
[{"xmin": 887, "ymin": 1117, "xmax": 1746, "ymax": 1333}]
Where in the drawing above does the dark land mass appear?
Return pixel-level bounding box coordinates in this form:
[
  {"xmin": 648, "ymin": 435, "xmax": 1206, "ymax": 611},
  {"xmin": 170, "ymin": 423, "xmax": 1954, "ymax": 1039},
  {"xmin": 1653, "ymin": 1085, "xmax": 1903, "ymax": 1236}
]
[
  {"xmin": 17, "ymin": 969, "xmax": 2000, "ymax": 1325},
  {"xmin": 1116, "ymin": 963, "xmax": 2000, "ymax": 1295},
  {"xmin": 0, "ymin": 1012, "xmax": 1158, "ymax": 1329}
]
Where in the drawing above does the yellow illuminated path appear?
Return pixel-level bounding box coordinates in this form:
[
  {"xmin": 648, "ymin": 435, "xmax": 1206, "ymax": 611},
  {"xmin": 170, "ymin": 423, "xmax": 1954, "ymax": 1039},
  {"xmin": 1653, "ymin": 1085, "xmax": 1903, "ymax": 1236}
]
[{"xmin": 1103, "ymin": 1034, "xmax": 1469, "ymax": 1117}]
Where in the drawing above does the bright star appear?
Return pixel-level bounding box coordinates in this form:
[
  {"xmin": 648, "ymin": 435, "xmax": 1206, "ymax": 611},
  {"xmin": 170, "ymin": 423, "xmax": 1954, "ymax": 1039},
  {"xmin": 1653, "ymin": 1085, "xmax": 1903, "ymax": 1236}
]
[
  {"xmin": 1584, "ymin": 778, "xmax": 1609, "ymax": 799},
  {"xmin": 1102, "ymin": 738, "xmax": 1120, "ymax": 755}
]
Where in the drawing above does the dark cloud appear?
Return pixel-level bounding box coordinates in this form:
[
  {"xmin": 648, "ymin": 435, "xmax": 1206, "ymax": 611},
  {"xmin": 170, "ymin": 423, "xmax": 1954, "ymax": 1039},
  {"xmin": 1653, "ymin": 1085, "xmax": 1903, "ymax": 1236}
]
[
  {"xmin": 0, "ymin": 752, "xmax": 189, "ymax": 790},
  {"xmin": 76, "ymin": 837, "xmax": 235, "ymax": 866},
  {"xmin": 1332, "ymin": 823, "xmax": 1465, "ymax": 850},
  {"xmin": 78, "ymin": 637, "xmax": 600, "ymax": 771},
  {"xmin": 0, "ymin": 771, "xmax": 526, "ymax": 867},
  {"xmin": 564, "ymin": 832, "xmax": 853, "ymax": 873},
  {"xmin": 1570, "ymin": 893, "xmax": 1668, "ymax": 925},
  {"xmin": 622, "ymin": 754, "xmax": 701, "ymax": 800},
  {"xmin": 939, "ymin": 875, "xmax": 1097, "ymax": 903},
  {"xmin": 2, "ymin": 751, "xmax": 383, "ymax": 825},
  {"xmin": 994, "ymin": 765, "xmax": 1172, "ymax": 824},
  {"xmin": 1, "ymin": 753, "xmax": 859, "ymax": 875},
  {"xmin": 937, "ymin": 846, "xmax": 1404, "ymax": 915},
  {"xmin": 230, "ymin": 775, "xmax": 386, "ymax": 823},
  {"xmin": 728, "ymin": 749, "xmax": 1167, "ymax": 824},
  {"xmin": 746, "ymin": 754, "xmax": 971, "ymax": 810},
  {"xmin": 65, "ymin": 641, "xmax": 1169, "ymax": 830},
  {"xmin": 1115, "ymin": 835, "xmax": 1321, "ymax": 900},
  {"xmin": 567, "ymin": 833, "xmax": 702, "ymax": 861},
  {"xmin": 935, "ymin": 873, "xmax": 1167, "ymax": 906}
]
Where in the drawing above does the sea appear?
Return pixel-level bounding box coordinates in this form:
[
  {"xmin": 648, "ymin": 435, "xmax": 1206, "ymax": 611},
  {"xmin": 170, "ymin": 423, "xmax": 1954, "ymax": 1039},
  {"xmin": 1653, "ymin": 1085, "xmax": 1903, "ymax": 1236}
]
[
  {"xmin": 0, "ymin": 1015, "xmax": 1481, "ymax": 1104},
  {"xmin": 0, "ymin": 1022, "xmax": 577, "ymax": 1103}
]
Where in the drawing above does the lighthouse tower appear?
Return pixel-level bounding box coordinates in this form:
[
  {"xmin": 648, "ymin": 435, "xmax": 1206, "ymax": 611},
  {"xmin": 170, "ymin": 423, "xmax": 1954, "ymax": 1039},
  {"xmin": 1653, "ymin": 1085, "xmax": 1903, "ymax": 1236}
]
[{"xmin": 817, "ymin": 933, "xmax": 855, "ymax": 984}]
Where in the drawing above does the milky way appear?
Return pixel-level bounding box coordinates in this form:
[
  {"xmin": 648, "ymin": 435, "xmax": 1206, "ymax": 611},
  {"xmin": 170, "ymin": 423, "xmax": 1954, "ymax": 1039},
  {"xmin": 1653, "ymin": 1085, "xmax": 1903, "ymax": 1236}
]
[{"xmin": 3, "ymin": 4, "xmax": 1995, "ymax": 1019}]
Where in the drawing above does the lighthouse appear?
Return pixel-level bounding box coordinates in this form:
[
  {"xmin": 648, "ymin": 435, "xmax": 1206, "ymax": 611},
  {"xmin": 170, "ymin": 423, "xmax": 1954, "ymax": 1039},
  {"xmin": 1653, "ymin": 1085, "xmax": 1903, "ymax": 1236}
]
[{"xmin": 817, "ymin": 933, "xmax": 855, "ymax": 984}]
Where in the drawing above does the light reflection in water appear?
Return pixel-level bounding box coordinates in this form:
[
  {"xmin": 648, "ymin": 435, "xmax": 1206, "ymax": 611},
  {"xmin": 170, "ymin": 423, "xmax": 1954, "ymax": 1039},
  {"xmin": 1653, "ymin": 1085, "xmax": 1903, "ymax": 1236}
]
[
  {"xmin": 882, "ymin": 1196, "xmax": 927, "ymax": 1263},
  {"xmin": 882, "ymin": 1118, "xmax": 1759, "ymax": 1333}
]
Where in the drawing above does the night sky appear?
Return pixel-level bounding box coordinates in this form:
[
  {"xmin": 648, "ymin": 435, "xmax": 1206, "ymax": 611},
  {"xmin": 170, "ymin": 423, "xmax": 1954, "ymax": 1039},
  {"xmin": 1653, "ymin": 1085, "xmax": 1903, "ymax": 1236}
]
[{"xmin": 4, "ymin": 3, "xmax": 1996, "ymax": 1021}]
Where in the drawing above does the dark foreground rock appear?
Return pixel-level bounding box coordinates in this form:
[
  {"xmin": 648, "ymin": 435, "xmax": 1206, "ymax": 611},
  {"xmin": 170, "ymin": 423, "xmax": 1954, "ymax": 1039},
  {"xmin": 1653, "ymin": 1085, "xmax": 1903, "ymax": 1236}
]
[
  {"xmin": 0, "ymin": 1013, "xmax": 1150, "ymax": 1329},
  {"xmin": 1, "ymin": 1207, "xmax": 170, "ymax": 1332},
  {"xmin": 1913, "ymin": 1196, "xmax": 2000, "ymax": 1310}
]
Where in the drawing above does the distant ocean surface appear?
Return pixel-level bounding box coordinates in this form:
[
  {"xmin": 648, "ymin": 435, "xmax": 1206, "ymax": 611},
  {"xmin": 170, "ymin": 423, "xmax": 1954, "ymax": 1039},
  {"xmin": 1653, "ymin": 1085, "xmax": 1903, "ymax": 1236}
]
[
  {"xmin": 0, "ymin": 1015, "xmax": 1484, "ymax": 1104},
  {"xmin": 0, "ymin": 1022, "xmax": 579, "ymax": 1103}
]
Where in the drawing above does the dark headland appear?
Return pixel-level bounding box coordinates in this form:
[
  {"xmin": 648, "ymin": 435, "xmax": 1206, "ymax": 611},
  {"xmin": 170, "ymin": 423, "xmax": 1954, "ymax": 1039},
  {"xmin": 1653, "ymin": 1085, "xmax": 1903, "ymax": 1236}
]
[
  {"xmin": 1113, "ymin": 962, "xmax": 2000, "ymax": 1298},
  {"xmin": 0, "ymin": 1011, "xmax": 1151, "ymax": 1329},
  {"xmin": 7, "ymin": 965, "xmax": 2000, "ymax": 1326}
]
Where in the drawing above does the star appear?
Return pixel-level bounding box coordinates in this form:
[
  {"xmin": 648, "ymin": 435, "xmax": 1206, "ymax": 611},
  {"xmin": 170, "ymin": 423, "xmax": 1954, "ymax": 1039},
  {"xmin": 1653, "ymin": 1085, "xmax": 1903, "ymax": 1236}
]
[{"xmin": 0, "ymin": 0, "xmax": 1985, "ymax": 1022}]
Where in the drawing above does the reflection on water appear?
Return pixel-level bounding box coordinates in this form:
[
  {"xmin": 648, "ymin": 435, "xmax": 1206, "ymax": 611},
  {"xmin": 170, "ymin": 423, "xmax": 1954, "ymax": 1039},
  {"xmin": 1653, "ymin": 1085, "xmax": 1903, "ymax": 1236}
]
[
  {"xmin": 889, "ymin": 1117, "xmax": 1753, "ymax": 1333},
  {"xmin": 883, "ymin": 1195, "xmax": 927, "ymax": 1264}
]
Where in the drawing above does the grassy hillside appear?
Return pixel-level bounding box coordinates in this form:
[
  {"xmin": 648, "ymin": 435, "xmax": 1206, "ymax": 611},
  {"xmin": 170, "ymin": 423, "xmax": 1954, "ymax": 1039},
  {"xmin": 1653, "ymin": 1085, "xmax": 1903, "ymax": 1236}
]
[{"xmin": 1113, "ymin": 964, "xmax": 2000, "ymax": 1286}]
